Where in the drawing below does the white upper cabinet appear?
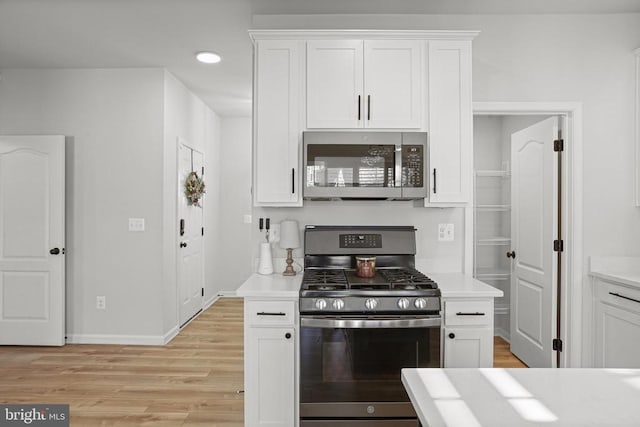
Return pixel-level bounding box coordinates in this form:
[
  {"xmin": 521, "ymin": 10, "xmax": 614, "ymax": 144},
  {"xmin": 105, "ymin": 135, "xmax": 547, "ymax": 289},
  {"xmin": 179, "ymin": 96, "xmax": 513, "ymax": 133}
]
[
  {"xmin": 307, "ymin": 40, "xmax": 364, "ymax": 128},
  {"xmin": 307, "ymin": 39, "xmax": 422, "ymax": 129},
  {"xmin": 427, "ymin": 40, "xmax": 473, "ymax": 204},
  {"xmin": 253, "ymin": 39, "xmax": 304, "ymax": 207}
]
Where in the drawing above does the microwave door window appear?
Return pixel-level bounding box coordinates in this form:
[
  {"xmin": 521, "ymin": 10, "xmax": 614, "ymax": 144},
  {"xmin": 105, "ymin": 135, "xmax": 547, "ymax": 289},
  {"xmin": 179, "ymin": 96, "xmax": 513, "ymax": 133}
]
[{"xmin": 306, "ymin": 144, "xmax": 396, "ymax": 188}]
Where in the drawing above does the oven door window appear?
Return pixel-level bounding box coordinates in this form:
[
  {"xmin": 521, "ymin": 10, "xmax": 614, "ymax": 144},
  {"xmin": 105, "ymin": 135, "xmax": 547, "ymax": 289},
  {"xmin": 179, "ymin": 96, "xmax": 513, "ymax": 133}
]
[
  {"xmin": 300, "ymin": 326, "xmax": 440, "ymax": 403},
  {"xmin": 306, "ymin": 144, "xmax": 397, "ymax": 189}
]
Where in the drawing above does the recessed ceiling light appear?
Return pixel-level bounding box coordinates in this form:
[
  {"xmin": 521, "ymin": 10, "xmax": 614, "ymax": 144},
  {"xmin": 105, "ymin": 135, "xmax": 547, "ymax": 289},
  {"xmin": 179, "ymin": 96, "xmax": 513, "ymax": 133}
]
[{"xmin": 196, "ymin": 52, "xmax": 221, "ymax": 64}]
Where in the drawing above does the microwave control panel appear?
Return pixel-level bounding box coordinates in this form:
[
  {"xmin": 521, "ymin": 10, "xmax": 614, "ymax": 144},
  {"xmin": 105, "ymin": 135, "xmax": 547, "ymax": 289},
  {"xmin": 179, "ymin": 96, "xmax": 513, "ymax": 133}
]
[{"xmin": 402, "ymin": 145, "xmax": 424, "ymax": 187}]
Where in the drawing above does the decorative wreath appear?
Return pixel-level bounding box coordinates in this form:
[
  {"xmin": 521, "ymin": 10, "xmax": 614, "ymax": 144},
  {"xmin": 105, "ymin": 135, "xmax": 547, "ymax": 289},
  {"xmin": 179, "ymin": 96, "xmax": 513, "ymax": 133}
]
[{"xmin": 185, "ymin": 171, "xmax": 206, "ymax": 206}]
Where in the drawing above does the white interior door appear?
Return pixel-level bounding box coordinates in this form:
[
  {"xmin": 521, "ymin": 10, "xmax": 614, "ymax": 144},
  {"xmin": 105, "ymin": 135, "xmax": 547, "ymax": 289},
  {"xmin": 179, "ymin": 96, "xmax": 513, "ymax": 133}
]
[
  {"xmin": 0, "ymin": 135, "xmax": 65, "ymax": 346},
  {"xmin": 178, "ymin": 143, "xmax": 204, "ymax": 327},
  {"xmin": 510, "ymin": 117, "xmax": 559, "ymax": 368}
]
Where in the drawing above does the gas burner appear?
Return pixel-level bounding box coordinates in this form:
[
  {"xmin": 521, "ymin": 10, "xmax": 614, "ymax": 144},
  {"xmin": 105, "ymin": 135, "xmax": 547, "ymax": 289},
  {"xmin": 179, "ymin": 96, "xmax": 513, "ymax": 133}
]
[
  {"xmin": 305, "ymin": 284, "xmax": 348, "ymax": 291},
  {"xmin": 302, "ymin": 269, "xmax": 348, "ymax": 288},
  {"xmin": 348, "ymin": 283, "xmax": 391, "ymax": 290}
]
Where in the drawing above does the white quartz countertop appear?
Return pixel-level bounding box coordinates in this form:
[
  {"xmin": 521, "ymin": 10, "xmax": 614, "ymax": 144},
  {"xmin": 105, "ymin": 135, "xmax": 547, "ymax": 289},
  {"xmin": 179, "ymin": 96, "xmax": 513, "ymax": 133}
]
[
  {"xmin": 429, "ymin": 273, "xmax": 503, "ymax": 298},
  {"xmin": 236, "ymin": 273, "xmax": 302, "ymax": 298},
  {"xmin": 589, "ymin": 256, "xmax": 640, "ymax": 290},
  {"xmin": 402, "ymin": 368, "xmax": 640, "ymax": 427},
  {"xmin": 236, "ymin": 272, "xmax": 502, "ymax": 299}
]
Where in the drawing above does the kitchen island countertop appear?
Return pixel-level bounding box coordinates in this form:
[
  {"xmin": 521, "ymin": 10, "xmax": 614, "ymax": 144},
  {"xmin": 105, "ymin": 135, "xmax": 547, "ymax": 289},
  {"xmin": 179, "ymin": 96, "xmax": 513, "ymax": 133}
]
[
  {"xmin": 402, "ymin": 368, "xmax": 640, "ymax": 427},
  {"xmin": 236, "ymin": 271, "xmax": 502, "ymax": 298}
]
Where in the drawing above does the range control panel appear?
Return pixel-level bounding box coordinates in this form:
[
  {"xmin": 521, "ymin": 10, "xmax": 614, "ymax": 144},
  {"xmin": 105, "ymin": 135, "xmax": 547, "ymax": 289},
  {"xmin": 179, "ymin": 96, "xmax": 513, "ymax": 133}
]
[{"xmin": 339, "ymin": 234, "xmax": 382, "ymax": 249}]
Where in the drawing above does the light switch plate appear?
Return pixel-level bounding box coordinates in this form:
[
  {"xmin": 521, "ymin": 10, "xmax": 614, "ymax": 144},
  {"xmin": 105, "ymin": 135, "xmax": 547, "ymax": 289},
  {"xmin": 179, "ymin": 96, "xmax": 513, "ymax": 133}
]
[
  {"xmin": 438, "ymin": 223, "xmax": 454, "ymax": 242},
  {"xmin": 243, "ymin": 214, "xmax": 252, "ymax": 224},
  {"xmin": 128, "ymin": 218, "xmax": 145, "ymax": 232}
]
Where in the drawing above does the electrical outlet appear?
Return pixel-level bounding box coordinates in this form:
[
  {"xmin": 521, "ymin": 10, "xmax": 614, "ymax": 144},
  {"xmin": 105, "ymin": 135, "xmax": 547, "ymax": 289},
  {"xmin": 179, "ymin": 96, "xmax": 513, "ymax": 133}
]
[
  {"xmin": 243, "ymin": 214, "xmax": 252, "ymax": 224},
  {"xmin": 96, "ymin": 296, "xmax": 106, "ymax": 310},
  {"xmin": 438, "ymin": 223, "xmax": 454, "ymax": 242},
  {"xmin": 268, "ymin": 223, "xmax": 281, "ymax": 243},
  {"xmin": 128, "ymin": 218, "xmax": 145, "ymax": 232}
]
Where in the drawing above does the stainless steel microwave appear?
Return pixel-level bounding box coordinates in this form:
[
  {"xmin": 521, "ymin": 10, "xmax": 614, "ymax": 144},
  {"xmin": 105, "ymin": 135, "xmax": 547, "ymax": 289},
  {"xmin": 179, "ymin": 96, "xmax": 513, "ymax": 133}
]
[{"xmin": 303, "ymin": 131, "xmax": 427, "ymax": 200}]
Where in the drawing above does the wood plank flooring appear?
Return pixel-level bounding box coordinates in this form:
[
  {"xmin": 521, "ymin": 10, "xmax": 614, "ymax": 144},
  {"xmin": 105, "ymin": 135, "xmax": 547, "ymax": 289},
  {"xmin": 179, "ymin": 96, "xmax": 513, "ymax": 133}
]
[
  {"xmin": 0, "ymin": 297, "xmax": 526, "ymax": 426},
  {"xmin": 494, "ymin": 336, "xmax": 528, "ymax": 368},
  {"xmin": 0, "ymin": 298, "xmax": 244, "ymax": 427}
]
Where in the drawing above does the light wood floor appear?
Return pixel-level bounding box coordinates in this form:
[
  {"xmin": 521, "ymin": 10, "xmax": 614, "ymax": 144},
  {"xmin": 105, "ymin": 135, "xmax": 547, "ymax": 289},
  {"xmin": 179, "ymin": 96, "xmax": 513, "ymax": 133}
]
[{"xmin": 0, "ymin": 297, "xmax": 525, "ymax": 426}]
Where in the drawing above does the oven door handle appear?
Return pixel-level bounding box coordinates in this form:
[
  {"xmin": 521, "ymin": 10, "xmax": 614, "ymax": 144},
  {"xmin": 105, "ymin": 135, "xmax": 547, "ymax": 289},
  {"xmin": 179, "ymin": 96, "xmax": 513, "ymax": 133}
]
[{"xmin": 300, "ymin": 316, "xmax": 441, "ymax": 329}]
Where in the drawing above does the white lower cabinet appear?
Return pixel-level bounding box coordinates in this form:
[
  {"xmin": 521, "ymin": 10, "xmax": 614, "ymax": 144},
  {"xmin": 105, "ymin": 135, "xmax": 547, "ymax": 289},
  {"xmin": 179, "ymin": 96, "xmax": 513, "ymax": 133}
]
[
  {"xmin": 594, "ymin": 278, "xmax": 640, "ymax": 368},
  {"xmin": 244, "ymin": 298, "xmax": 298, "ymax": 427},
  {"xmin": 442, "ymin": 298, "xmax": 495, "ymax": 367}
]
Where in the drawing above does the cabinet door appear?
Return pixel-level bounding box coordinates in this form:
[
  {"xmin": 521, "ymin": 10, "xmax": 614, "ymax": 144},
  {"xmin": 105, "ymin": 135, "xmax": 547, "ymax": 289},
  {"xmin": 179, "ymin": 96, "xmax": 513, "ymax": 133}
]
[
  {"xmin": 254, "ymin": 40, "xmax": 303, "ymax": 206},
  {"xmin": 245, "ymin": 326, "xmax": 296, "ymax": 426},
  {"xmin": 364, "ymin": 40, "xmax": 422, "ymax": 129},
  {"xmin": 444, "ymin": 326, "xmax": 493, "ymax": 368},
  {"xmin": 428, "ymin": 40, "xmax": 472, "ymax": 203},
  {"xmin": 307, "ymin": 40, "xmax": 364, "ymax": 128},
  {"xmin": 595, "ymin": 301, "xmax": 640, "ymax": 368}
]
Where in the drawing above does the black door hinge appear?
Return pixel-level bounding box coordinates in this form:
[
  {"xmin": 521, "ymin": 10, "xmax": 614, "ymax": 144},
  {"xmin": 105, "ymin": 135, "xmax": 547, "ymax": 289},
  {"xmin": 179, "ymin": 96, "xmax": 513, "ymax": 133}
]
[
  {"xmin": 553, "ymin": 338, "xmax": 563, "ymax": 352},
  {"xmin": 201, "ymin": 227, "xmax": 204, "ymax": 236},
  {"xmin": 554, "ymin": 139, "xmax": 564, "ymax": 152},
  {"xmin": 201, "ymin": 288, "xmax": 204, "ymax": 297},
  {"xmin": 553, "ymin": 239, "xmax": 564, "ymax": 252}
]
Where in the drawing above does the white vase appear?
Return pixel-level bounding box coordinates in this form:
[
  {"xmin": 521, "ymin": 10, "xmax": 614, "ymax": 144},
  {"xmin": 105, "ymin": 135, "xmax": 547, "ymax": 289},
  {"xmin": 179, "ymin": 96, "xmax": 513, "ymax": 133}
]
[{"xmin": 258, "ymin": 242, "xmax": 274, "ymax": 275}]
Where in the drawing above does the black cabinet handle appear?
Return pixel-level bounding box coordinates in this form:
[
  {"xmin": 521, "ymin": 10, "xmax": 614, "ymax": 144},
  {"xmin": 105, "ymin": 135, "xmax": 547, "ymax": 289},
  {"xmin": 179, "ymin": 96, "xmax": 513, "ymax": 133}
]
[
  {"xmin": 433, "ymin": 169, "xmax": 437, "ymax": 194},
  {"xmin": 257, "ymin": 312, "xmax": 286, "ymax": 316},
  {"xmin": 285, "ymin": 333, "xmax": 292, "ymax": 339},
  {"xmin": 456, "ymin": 312, "xmax": 486, "ymax": 316},
  {"xmin": 49, "ymin": 248, "xmax": 61, "ymax": 255},
  {"xmin": 609, "ymin": 292, "xmax": 640, "ymax": 305},
  {"xmin": 358, "ymin": 95, "xmax": 361, "ymax": 120},
  {"xmin": 507, "ymin": 251, "xmax": 516, "ymax": 259},
  {"xmin": 367, "ymin": 95, "xmax": 371, "ymax": 120},
  {"xmin": 180, "ymin": 242, "xmax": 187, "ymax": 248},
  {"xmin": 448, "ymin": 333, "xmax": 455, "ymax": 339},
  {"xmin": 292, "ymin": 168, "xmax": 295, "ymax": 194}
]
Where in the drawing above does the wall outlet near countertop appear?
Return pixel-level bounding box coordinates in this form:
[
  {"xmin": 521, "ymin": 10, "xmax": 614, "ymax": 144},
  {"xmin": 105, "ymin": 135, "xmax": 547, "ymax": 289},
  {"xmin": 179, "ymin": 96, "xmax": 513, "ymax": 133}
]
[
  {"xmin": 438, "ymin": 223, "xmax": 454, "ymax": 242},
  {"xmin": 128, "ymin": 218, "xmax": 145, "ymax": 232},
  {"xmin": 96, "ymin": 296, "xmax": 106, "ymax": 310}
]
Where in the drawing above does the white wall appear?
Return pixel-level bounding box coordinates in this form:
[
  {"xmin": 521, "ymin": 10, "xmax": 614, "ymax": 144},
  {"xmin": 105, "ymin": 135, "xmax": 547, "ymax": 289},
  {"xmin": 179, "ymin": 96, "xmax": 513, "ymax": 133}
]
[
  {"xmin": 218, "ymin": 117, "xmax": 254, "ymax": 290},
  {"xmin": 162, "ymin": 72, "xmax": 222, "ymax": 333},
  {"xmin": 0, "ymin": 68, "xmax": 222, "ymax": 342},
  {"xmin": 0, "ymin": 68, "xmax": 166, "ymax": 338}
]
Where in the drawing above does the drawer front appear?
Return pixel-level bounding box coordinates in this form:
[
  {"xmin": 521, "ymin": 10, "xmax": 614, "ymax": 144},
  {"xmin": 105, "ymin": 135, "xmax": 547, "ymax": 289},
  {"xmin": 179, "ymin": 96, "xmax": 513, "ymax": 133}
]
[
  {"xmin": 246, "ymin": 300, "xmax": 296, "ymax": 326},
  {"xmin": 596, "ymin": 280, "xmax": 640, "ymax": 314},
  {"xmin": 445, "ymin": 300, "xmax": 492, "ymax": 326}
]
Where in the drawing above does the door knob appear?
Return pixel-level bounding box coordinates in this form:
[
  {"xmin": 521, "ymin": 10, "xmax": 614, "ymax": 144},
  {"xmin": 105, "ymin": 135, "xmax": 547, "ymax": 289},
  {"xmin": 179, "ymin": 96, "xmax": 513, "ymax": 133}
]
[
  {"xmin": 506, "ymin": 250, "xmax": 516, "ymax": 259},
  {"xmin": 49, "ymin": 248, "xmax": 61, "ymax": 255},
  {"xmin": 180, "ymin": 242, "xmax": 187, "ymax": 248}
]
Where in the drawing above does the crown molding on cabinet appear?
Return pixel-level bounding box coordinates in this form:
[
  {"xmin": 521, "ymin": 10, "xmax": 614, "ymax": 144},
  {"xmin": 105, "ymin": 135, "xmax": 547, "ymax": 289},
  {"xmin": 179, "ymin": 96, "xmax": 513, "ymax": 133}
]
[{"xmin": 248, "ymin": 29, "xmax": 480, "ymax": 43}]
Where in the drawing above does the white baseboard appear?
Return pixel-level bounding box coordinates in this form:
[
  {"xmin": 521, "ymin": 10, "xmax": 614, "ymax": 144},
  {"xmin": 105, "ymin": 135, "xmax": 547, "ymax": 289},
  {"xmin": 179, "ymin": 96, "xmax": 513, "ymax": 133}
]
[
  {"xmin": 163, "ymin": 325, "xmax": 180, "ymax": 345},
  {"xmin": 495, "ymin": 327, "xmax": 510, "ymax": 343},
  {"xmin": 66, "ymin": 333, "xmax": 167, "ymax": 346},
  {"xmin": 218, "ymin": 290, "xmax": 239, "ymax": 297}
]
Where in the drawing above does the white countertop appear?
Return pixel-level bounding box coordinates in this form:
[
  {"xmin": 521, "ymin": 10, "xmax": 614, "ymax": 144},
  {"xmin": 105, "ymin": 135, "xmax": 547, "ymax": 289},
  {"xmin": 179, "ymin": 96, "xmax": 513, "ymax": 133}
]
[
  {"xmin": 589, "ymin": 256, "xmax": 640, "ymax": 290},
  {"xmin": 236, "ymin": 271, "xmax": 502, "ymax": 299},
  {"xmin": 402, "ymin": 368, "xmax": 640, "ymax": 427},
  {"xmin": 236, "ymin": 273, "xmax": 302, "ymax": 298},
  {"xmin": 430, "ymin": 273, "xmax": 503, "ymax": 298}
]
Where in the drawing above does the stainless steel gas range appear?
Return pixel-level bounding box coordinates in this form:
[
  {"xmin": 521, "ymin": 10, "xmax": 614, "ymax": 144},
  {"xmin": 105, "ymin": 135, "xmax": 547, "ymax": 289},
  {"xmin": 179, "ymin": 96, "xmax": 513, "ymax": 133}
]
[{"xmin": 299, "ymin": 225, "xmax": 441, "ymax": 427}]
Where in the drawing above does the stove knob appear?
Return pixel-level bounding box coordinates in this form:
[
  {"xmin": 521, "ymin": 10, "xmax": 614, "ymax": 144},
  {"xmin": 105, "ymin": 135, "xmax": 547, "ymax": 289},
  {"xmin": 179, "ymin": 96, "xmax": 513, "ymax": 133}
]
[
  {"xmin": 332, "ymin": 299, "xmax": 345, "ymax": 310},
  {"xmin": 397, "ymin": 298, "xmax": 410, "ymax": 310},
  {"xmin": 414, "ymin": 298, "xmax": 428, "ymax": 309},
  {"xmin": 365, "ymin": 298, "xmax": 378, "ymax": 310},
  {"xmin": 315, "ymin": 299, "xmax": 327, "ymax": 310}
]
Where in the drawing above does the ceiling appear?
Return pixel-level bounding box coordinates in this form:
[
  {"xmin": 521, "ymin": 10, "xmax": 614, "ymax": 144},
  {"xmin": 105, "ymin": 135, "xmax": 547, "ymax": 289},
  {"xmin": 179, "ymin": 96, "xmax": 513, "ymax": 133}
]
[{"xmin": 1, "ymin": 0, "xmax": 639, "ymax": 117}]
